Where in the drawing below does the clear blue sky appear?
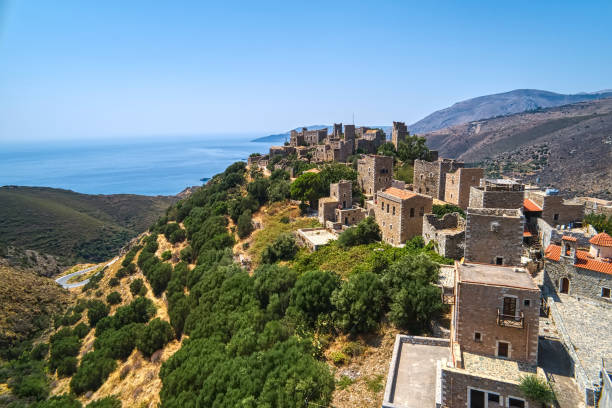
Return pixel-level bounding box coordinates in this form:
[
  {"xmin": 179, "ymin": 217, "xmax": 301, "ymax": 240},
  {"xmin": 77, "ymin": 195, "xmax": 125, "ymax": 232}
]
[{"xmin": 1, "ymin": 0, "xmax": 611, "ymax": 141}]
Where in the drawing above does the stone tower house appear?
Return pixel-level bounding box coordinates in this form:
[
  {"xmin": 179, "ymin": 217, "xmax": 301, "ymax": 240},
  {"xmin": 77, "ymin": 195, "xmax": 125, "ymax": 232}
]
[
  {"xmin": 391, "ymin": 121, "xmax": 408, "ymax": 149},
  {"xmin": 413, "ymin": 158, "xmax": 464, "ymax": 200},
  {"xmin": 357, "ymin": 154, "xmax": 394, "ymax": 197}
]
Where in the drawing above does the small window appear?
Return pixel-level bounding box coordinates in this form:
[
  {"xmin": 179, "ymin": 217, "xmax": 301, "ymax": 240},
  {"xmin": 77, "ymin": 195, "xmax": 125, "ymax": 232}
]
[
  {"xmin": 553, "ymin": 213, "xmax": 559, "ymax": 221},
  {"xmin": 508, "ymin": 397, "xmax": 525, "ymax": 408},
  {"xmin": 390, "ymin": 224, "xmax": 393, "ymax": 230},
  {"xmin": 488, "ymin": 393, "xmax": 500, "ymax": 404},
  {"xmin": 602, "ymin": 288, "xmax": 611, "ymax": 298},
  {"xmin": 386, "ymin": 204, "xmax": 389, "ymax": 213},
  {"xmin": 497, "ymin": 341, "xmax": 510, "ymax": 358},
  {"xmin": 429, "ymin": 172, "xmax": 434, "ymax": 178},
  {"xmin": 474, "ymin": 332, "xmax": 482, "ymax": 342},
  {"xmin": 524, "ymin": 299, "xmax": 531, "ymax": 307},
  {"xmin": 392, "ymin": 206, "xmax": 395, "ymax": 215},
  {"xmin": 381, "ymin": 201, "xmax": 384, "ymax": 210},
  {"xmin": 496, "ymin": 257, "xmax": 503, "ymax": 265},
  {"xmin": 410, "ymin": 208, "xmax": 415, "ymax": 217},
  {"xmin": 382, "ymin": 221, "xmax": 386, "ymax": 227}
]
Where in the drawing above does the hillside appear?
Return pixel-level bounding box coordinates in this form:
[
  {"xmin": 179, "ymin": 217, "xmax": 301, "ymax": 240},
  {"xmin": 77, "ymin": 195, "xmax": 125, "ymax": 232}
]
[
  {"xmin": 421, "ymin": 98, "xmax": 612, "ymax": 198},
  {"xmin": 0, "ymin": 186, "xmax": 177, "ymax": 267},
  {"xmin": 0, "ymin": 264, "xmax": 71, "ymax": 348},
  {"xmin": 409, "ymin": 89, "xmax": 612, "ymax": 134}
]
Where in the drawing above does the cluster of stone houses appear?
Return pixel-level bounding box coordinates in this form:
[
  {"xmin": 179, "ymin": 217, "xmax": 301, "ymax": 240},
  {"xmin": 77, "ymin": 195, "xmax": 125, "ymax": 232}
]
[{"xmin": 246, "ymin": 122, "xmax": 611, "ymax": 407}]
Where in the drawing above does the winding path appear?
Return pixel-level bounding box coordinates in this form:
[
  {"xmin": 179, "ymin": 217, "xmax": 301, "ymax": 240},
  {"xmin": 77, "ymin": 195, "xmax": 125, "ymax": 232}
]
[{"xmin": 55, "ymin": 257, "xmax": 119, "ymax": 289}]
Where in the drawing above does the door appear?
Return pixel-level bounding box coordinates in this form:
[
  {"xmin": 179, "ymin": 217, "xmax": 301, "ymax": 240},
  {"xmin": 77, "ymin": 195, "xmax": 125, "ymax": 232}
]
[
  {"xmin": 502, "ymin": 296, "xmax": 516, "ymax": 317},
  {"xmin": 560, "ymin": 277, "xmax": 570, "ymax": 294},
  {"xmin": 469, "ymin": 389, "xmax": 485, "ymax": 408},
  {"xmin": 497, "ymin": 342, "xmax": 509, "ymax": 358}
]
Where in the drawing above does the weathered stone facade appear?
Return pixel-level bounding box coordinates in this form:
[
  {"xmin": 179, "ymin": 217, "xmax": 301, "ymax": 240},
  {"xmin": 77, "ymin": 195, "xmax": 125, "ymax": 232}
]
[
  {"xmin": 525, "ymin": 190, "xmax": 584, "ymax": 226},
  {"xmin": 314, "ymin": 138, "xmax": 353, "ymax": 162},
  {"xmin": 290, "ymin": 127, "xmax": 327, "ymax": 146},
  {"xmin": 374, "ymin": 188, "xmax": 432, "ymax": 246},
  {"xmin": 269, "ymin": 145, "xmax": 295, "ymax": 158},
  {"xmin": 454, "ymin": 263, "xmax": 540, "ymax": 365},
  {"xmin": 355, "ymin": 128, "xmax": 386, "ymax": 154},
  {"xmin": 571, "ymin": 196, "xmax": 612, "ymax": 217},
  {"xmin": 464, "ymin": 208, "xmax": 524, "ymax": 266},
  {"xmin": 444, "ymin": 167, "xmax": 484, "ymax": 209},
  {"xmin": 413, "ymin": 158, "xmax": 464, "ymax": 200},
  {"xmin": 544, "ymin": 239, "xmax": 612, "ymax": 303},
  {"xmin": 357, "ymin": 154, "xmax": 393, "ymax": 197},
  {"xmin": 391, "ymin": 121, "xmax": 408, "ymax": 149},
  {"xmin": 440, "ymin": 366, "xmax": 537, "ymax": 408},
  {"xmin": 468, "ymin": 179, "xmax": 525, "ymax": 209},
  {"xmin": 422, "ymin": 213, "xmax": 465, "ymax": 259}
]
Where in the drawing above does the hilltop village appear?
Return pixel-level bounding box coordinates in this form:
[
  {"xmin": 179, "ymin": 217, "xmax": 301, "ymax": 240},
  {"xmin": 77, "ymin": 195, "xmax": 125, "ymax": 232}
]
[{"xmin": 248, "ymin": 122, "xmax": 612, "ymax": 408}]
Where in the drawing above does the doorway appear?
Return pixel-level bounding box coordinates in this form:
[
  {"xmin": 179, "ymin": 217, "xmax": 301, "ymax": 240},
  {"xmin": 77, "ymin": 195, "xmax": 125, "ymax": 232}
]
[
  {"xmin": 469, "ymin": 389, "xmax": 485, "ymax": 408},
  {"xmin": 560, "ymin": 277, "xmax": 570, "ymax": 294},
  {"xmin": 502, "ymin": 296, "xmax": 516, "ymax": 317},
  {"xmin": 497, "ymin": 341, "xmax": 509, "ymax": 358}
]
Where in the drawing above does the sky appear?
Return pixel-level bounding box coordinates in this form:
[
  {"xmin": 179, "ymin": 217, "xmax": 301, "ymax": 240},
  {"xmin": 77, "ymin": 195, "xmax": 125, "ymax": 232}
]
[{"xmin": 0, "ymin": 0, "xmax": 611, "ymax": 141}]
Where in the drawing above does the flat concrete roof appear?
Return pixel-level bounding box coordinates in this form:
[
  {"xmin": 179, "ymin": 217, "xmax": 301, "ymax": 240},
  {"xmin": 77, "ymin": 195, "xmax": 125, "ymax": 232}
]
[
  {"xmin": 458, "ymin": 263, "xmax": 539, "ymax": 290},
  {"xmin": 297, "ymin": 228, "xmax": 336, "ymax": 246}
]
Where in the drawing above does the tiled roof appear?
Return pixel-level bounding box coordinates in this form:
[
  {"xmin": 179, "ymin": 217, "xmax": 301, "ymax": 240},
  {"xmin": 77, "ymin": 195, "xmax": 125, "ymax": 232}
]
[
  {"xmin": 544, "ymin": 244, "xmax": 612, "ymax": 275},
  {"xmin": 589, "ymin": 232, "xmax": 612, "ymax": 247},
  {"xmin": 523, "ymin": 198, "xmax": 542, "ymax": 212},
  {"xmin": 562, "ymin": 236, "xmax": 577, "ymax": 242},
  {"xmin": 382, "ymin": 187, "xmax": 417, "ymax": 200}
]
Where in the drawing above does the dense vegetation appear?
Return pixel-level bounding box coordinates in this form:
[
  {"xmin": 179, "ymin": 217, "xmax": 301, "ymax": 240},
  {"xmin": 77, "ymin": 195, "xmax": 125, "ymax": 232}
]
[
  {"xmin": 584, "ymin": 213, "xmax": 612, "ymax": 234},
  {"xmin": 0, "ymin": 186, "xmax": 176, "ymax": 263},
  {"xmin": 290, "ymin": 163, "xmax": 363, "ymax": 207},
  {"xmin": 432, "ymin": 204, "xmax": 466, "ymax": 219}
]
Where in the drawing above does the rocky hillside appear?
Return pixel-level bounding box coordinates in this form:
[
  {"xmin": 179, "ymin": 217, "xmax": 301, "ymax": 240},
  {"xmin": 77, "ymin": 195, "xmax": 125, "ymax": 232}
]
[
  {"xmin": 0, "ymin": 186, "xmax": 177, "ymax": 269},
  {"xmin": 409, "ymin": 89, "xmax": 612, "ymax": 134},
  {"xmin": 421, "ymin": 98, "xmax": 612, "ymax": 198}
]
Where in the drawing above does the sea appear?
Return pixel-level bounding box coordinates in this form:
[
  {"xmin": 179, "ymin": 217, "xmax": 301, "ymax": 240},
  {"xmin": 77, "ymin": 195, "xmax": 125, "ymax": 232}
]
[{"xmin": 0, "ymin": 134, "xmax": 280, "ymax": 196}]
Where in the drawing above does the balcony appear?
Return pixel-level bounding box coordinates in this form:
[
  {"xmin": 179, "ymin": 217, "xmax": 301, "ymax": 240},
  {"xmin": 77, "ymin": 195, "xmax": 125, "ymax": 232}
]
[{"xmin": 497, "ymin": 309, "xmax": 524, "ymax": 329}]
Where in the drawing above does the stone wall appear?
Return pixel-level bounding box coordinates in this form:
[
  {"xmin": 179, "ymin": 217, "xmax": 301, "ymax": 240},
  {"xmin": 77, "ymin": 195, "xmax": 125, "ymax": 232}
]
[
  {"xmin": 330, "ymin": 180, "xmax": 352, "ymax": 208},
  {"xmin": 422, "ymin": 213, "xmax": 465, "ymax": 259},
  {"xmin": 464, "ymin": 208, "xmax": 524, "ymax": 266},
  {"xmin": 413, "ymin": 159, "xmax": 464, "ymax": 200},
  {"xmin": 391, "ymin": 121, "xmax": 408, "ymax": 149},
  {"xmin": 468, "ymin": 186, "xmax": 525, "ymax": 209},
  {"xmin": 440, "ymin": 366, "xmax": 537, "ymax": 408},
  {"xmin": 335, "ymin": 207, "xmax": 366, "ymax": 226},
  {"xmin": 375, "ymin": 192, "xmax": 432, "ymax": 246},
  {"xmin": 318, "ymin": 199, "xmax": 338, "ymax": 225},
  {"xmin": 444, "ymin": 168, "xmax": 484, "ymax": 209},
  {"xmin": 357, "ymin": 155, "xmax": 393, "ymax": 196},
  {"xmin": 456, "ymin": 280, "xmax": 540, "ymax": 364},
  {"xmin": 544, "ymin": 257, "xmax": 612, "ymax": 303}
]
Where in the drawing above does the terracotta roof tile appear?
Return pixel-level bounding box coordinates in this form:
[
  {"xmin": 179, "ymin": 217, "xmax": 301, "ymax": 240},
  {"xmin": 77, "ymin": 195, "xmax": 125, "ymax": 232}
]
[
  {"xmin": 562, "ymin": 236, "xmax": 577, "ymax": 242},
  {"xmin": 589, "ymin": 232, "xmax": 612, "ymax": 247},
  {"xmin": 524, "ymin": 199, "xmax": 543, "ymax": 212},
  {"xmin": 382, "ymin": 187, "xmax": 417, "ymax": 200},
  {"xmin": 545, "ymin": 244, "xmax": 612, "ymax": 275}
]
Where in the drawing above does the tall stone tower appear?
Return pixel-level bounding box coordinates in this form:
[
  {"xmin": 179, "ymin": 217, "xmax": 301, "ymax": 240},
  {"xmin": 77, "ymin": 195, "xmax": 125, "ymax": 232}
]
[{"xmin": 391, "ymin": 121, "xmax": 408, "ymax": 149}]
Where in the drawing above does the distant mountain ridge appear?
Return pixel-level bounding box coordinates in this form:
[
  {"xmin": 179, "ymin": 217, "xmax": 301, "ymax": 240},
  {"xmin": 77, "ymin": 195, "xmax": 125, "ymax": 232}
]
[
  {"xmin": 420, "ymin": 98, "xmax": 612, "ymax": 198},
  {"xmin": 408, "ymin": 89, "xmax": 612, "ymax": 134}
]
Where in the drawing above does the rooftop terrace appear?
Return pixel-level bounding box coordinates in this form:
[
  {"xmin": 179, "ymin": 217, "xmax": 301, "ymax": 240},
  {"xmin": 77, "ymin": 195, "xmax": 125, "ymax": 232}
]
[{"xmin": 458, "ymin": 263, "xmax": 539, "ymax": 290}]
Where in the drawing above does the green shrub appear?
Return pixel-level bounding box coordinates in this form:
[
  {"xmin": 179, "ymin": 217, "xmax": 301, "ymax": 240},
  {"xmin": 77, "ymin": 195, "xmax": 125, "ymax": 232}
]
[
  {"xmin": 13, "ymin": 372, "xmax": 49, "ymax": 401},
  {"xmin": 237, "ymin": 210, "xmax": 254, "ymax": 238},
  {"xmin": 161, "ymin": 250, "xmax": 172, "ymax": 261},
  {"xmin": 336, "ymin": 375, "xmax": 355, "ymax": 390},
  {"xmin": 342, "ymin": 341, "xmax": 364, "ymax": 357},
  {"xmin": 261, "ymin": 233, "xmax": 298, "ymax": 264},
  {"xmin": 87, "ymin": 300, "xmax": 110, "ymax": 327},
  {"xmin": 332, "ymin": 272, "xmax": 386, "ymax": 333},
  {"xmin": 179, "ymin": 246, "xmax": 193, "ymax": 263},
  {"xmin": 106, "ymin": 291, "xmax": 122, "ymax": 305},
  {"xmin": 73, "ymin": 322, "xmax": 90, "ymax": 339},
  {"xmin": 432, "ymin": 204, "xmax": 465, "ymax": 219},
  {"xmin": 365, "ymin": 374, "xmax": 384, "ymax": 393},
  {"xmin": 56, "ymin": 356, "xmax": 78, "ymax": 377},
  {"xmin": 32, "ymin": 394, "xmax": 81, "ymax": 407},
  {"xmin": 519, "ymin": 375, "xmax": 555, "ymax": 404},
  {"xmin": 108, "ymin": 277, "xmax": 119, "ymax": 287},
  {"xmin": 330, "ymin": 351, "xmax": 349, "ymax": 366},
  {"xmin": 130, "ymin": 278, "xmax": 144, "ymax": 296},
  {"xmin": 148, "ymin": 263, "xmax": 173, "ymax": 296},
  {"xmin": 31, "ymin": 343, "xmax": 49, "ymax": 360},
  {"xmin": 289, "ymin": 270, "xmax": 340, "ymax": 327},
  {"xmin": 70, "ymin": 350, "xmax": 117, "ymax": 395},
  {"xmin": 86, "ymin": 396, "xmax": 121, "ymax": 408},
  {"xmin": 337, "ymin": 217, "xmax": 380, "ymax": 247},
  {"xmin": 94, "ymin": 323, "xmax": 143, "ymax": 360},
  {"xmin": 136, "ymin": 318, "xmax": 174, "ymax": 357}
]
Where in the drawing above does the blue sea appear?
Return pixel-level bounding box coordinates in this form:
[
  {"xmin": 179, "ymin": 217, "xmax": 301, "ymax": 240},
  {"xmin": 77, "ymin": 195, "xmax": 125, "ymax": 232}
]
[{"xmin": 0, "ymin": 135, "xmax": 278, "ymax": 196}]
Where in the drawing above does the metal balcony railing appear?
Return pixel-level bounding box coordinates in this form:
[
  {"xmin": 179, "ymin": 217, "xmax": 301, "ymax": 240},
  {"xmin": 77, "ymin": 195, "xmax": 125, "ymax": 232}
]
[{"xmin": 497, "ymin": 309, "xmax": 524, "ymax": 329}]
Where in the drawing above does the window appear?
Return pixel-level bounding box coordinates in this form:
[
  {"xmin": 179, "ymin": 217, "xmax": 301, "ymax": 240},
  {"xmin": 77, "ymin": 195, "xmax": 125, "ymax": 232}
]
[
  {"xmin": 508, "ymin": 397, "xmax": 526, "ymax": 408},
  {"xmin": 381, "ymin": 201, "xmax": 384, "ymax": 210},
  {"xmin": 496, "ymin": 256, "xmax": 503, "ymax": 265},
  {"xmin": 390, "ymin": 224, "xmax": 393, "ymax": 230},
  {"xmin": 392, "ymin": 206, "xmax": 395, "ymax": 215},
  {"xmin": 474, "ymin": 332, "xmax": 482, "ymax": 342},
  {"xmin": 410, "ymin": 208, "xmax": 415, "ymax": 217},
  {"xmin": 497, "ymin": 341, "xmax": 510, "ymax": 358},
  {"xmin": 419, "ymin": 207, "xmax": 424, "ymax": 216},
  {"xmin": 429, "ymin": 172, "xmax": 434, "ymax": 178},
  {"xmin": 553, "ymin": 213, "xmax": 559, "ymax": 221},
  {"xmin": 524, "ymin": 299, "xmax": 531, "ymax": 307},
  {"xmin": 488, "ymin": 393, "xmax": 500, "ymax": 404},
  {"xmin": 468, "ymin": 388, "xmax": 501, "ymax": 408},
  {"xmin": 602, "ymin": 287, "xmax": 611, "ymax": 298},
  {"xmin": 383, "ymin": 221, "xmax": 386, "ymax": 227},
  {"xmin": 420, "ymin": 174, "xmax": 424, "ymax": 180},
  {"xmin": 386, "ymin": 204, "xmax": 389, "ymax": 213},
  {"xmin": 502, "ymin": 296, "xmax": 517, "ymax": 316}
]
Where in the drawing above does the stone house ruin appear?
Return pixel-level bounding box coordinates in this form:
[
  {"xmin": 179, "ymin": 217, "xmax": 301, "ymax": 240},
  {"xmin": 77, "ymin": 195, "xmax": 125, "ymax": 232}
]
[
  {"xmin": 318, "ymin": 180, "xmax": 367, "ymax": 230},
  {"xmin": 464, "ymin": 208, "xmax": 524, "ymax": 266},
  {"xmin": 422, "ymin": 212, "xmax": 465, "ymax": 259},
  {"xmin": 444, "ymin": 167, "xmax": 484, "ymax": 209},
  {"xmin": 413, "ymin": 157, "xmax": 464, "ymax": 200},
  {"xmin": 524, "ymin": 188, "xmax": 584, "ymax": 227},
  {"xmin": 374, "ymin": 187, "xmax": 432, "ymax": 246}
]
